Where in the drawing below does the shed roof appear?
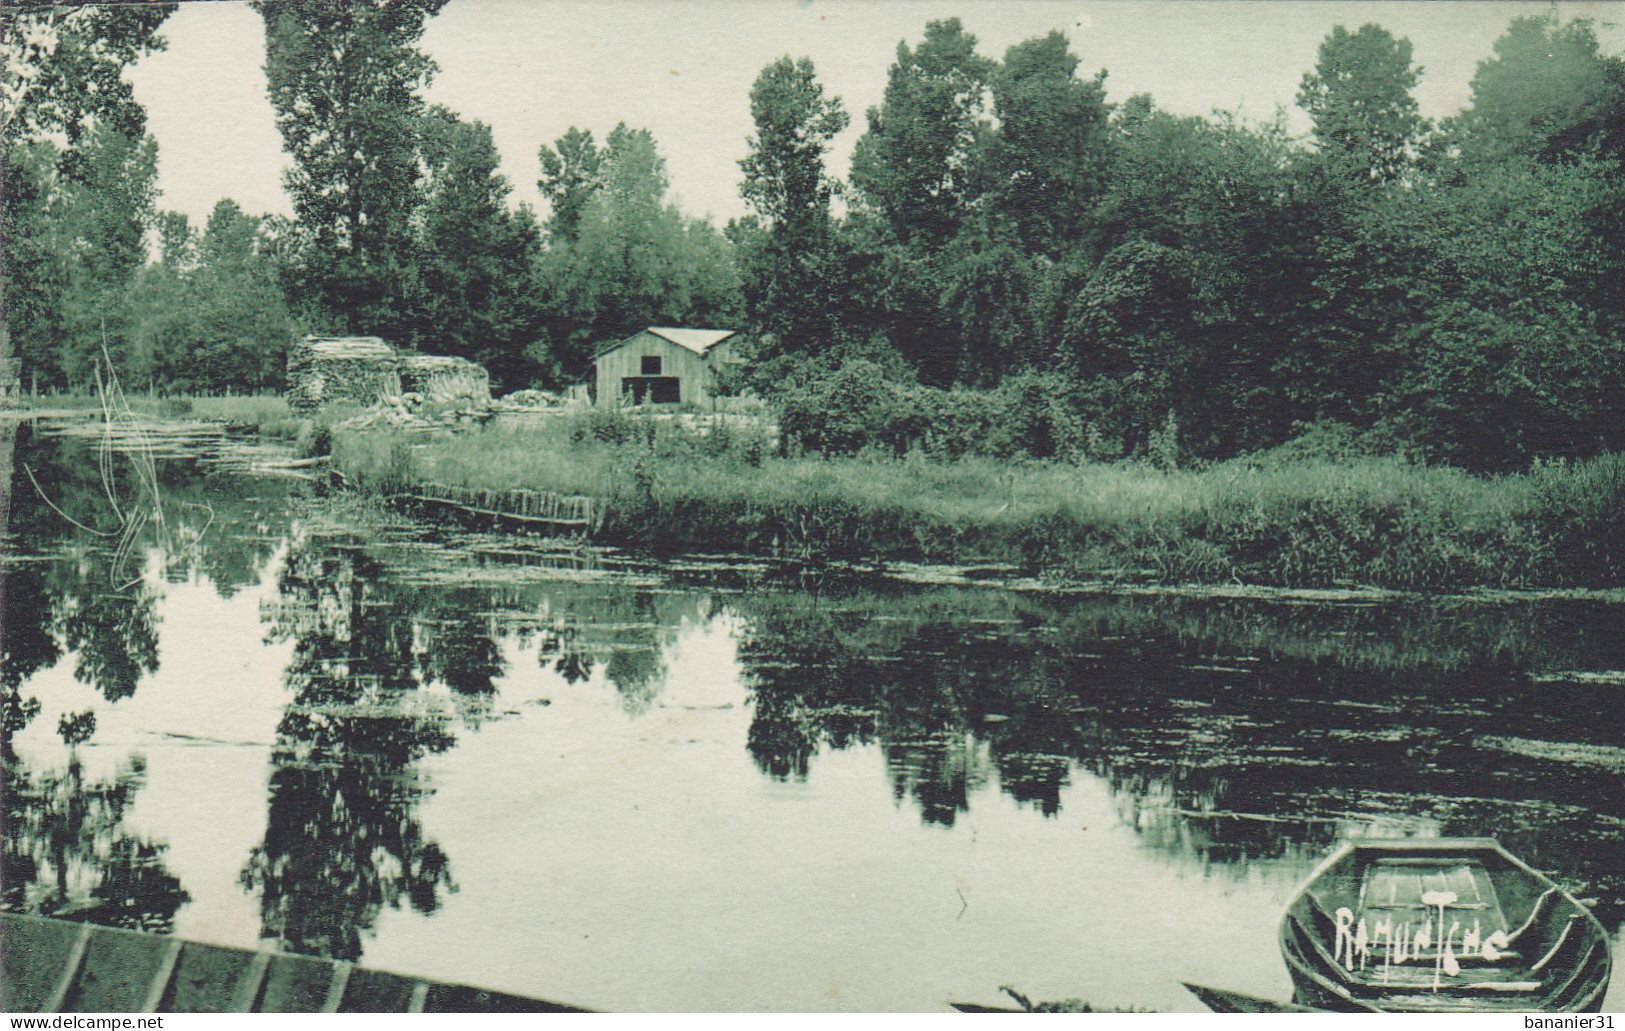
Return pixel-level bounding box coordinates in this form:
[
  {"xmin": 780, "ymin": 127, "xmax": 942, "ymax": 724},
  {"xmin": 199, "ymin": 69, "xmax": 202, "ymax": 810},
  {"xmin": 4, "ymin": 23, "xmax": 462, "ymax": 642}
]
[
  {"xmin": 595, "ymin": 327, "xmax": 736, "ymax": 359},
  {"xmin": 647, "ymin": 327, "xmax": 735, "ymax": 353},
  {"xmin": 300, "ymin": 336, "xmax": 395, "ymax": 360},
  {"xmin": 400, "ymin": 354, "xmax": 482, "ymax": 371}
]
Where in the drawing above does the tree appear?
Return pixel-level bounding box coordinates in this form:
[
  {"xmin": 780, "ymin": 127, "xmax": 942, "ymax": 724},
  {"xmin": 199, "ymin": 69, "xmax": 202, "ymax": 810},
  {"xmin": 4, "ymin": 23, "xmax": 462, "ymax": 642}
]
[
  {"xmin": 411, "ymin": 108, "xmax": 543, "ymax": 387},
  {"xmin": 192, "ymin": 200, "xmax": 297, "ymax": 392},
  {"xmin": 1297, "ymin": 24, "xmax": 1428, "ymax": 183},
  {"xmin": 1360, "ymin": 156, "xmax": 1625, "ymax": 467},
  {"xmin": 537, "ymin": 125, "xmax": 740, "ymax": 378},
  {"xmin": 940, "ymin": 231, "xmax": 1041, "ymax": 384},
  {"xmin": 256, "ymin": 0, "xmax": 448, "ymax": 336},
  {"xmin": 52, "ymin": 125, "xmax": 161, "ymax": 386},
  {"xmin": 934, "ymin": 32, "xmax": 1112, "ymax": 384},
  {"xmin": 736, "ymin": 56, "xmax": 849, "ymax": 358},
  {"xmin": 740, "ymin": 57, "xmax": 848, "ymax": 233},
  {"xmin": 126, "ymin": 213, "xmax": 199, "ymax": 390},
  {"xmin": 1, "ymin": 4, "xmax": 174, "ymax": 158},
  {"xmin": 2, "ymin": 4, "xmax": 172, "ymax": 391},
  {"xmin": 849, "ymin": 19, "xmax": 993, "ymax": 248},
  {"xmin": 840, "ymin": 21, "xmax": 997, "ymax": 387},
  {"xmin": 1080, "ymin": 105, "xmax": 1331, "ymax": 455},
  {"xmin": 1, "ymin": 142, "xmax": 67, "ymax": 390},
  {"xmin": 985, "ymin": 31, "xmax": 1112, "ymax": 255},
  {"xmin": 1462, "ymin": 13, "xmax": 1625, "ymax": 166},
  {"xmin": 537, "ymin": 127, "xmax": 602, "ymax": 244},
  {"xmin": 124, "ymin": 200, "xmax": 296, "ymax": 393},
  {"xmin": 1451, "ymin": 13, "xmax": 1625, "ymax": 165}
]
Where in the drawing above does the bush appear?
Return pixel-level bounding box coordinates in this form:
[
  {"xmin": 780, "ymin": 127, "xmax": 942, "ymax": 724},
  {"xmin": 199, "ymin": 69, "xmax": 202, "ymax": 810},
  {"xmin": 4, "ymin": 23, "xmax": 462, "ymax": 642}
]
[
  {"xmin": 1242, "ymin": 419, "xmax": 1383, "ymax": 468},
  {"xmin": 1147, "ymin": 410, "xmax": 1180, "ymax": 471},
  {"xmin": 295, "ymin": 419, "xmax": 332, "ymax": 458},
  {"xmin": 782, "ymin": 364, "xmax": 1094, "ymax": 463},
  {"xmin": 912, "ymin": 387, "xmax": 997, "ymax": 461},
  {"xmin": 779, "ymin": 360, "xmax": 910, "ymax": 457},
  {"xmin": 987, "ymin": 372, "xmax": 1095, "ymax": 462},
  {"xmin": 567, "ymin": 406, "xmax": 640, "ymax": 446}
]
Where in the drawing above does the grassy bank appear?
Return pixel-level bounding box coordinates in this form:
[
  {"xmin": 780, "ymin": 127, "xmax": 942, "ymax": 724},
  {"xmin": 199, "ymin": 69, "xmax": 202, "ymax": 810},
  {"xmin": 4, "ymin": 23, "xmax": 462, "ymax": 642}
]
[
  {"xmin": 331, "ymin": 411, "xmax": 1625, "ymax": 591},
  {"xmin": 11, "ymin": 392, "xmax": 294, "ymax": 426}
]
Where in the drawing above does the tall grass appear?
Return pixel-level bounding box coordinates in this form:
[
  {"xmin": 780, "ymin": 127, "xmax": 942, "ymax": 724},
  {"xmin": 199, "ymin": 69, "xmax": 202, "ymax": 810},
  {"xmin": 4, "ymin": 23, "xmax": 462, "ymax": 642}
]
[
  {"xmin": 330, "ymin": 412, "xmax": 1625, "ymax": 590},
  {"xmin": 186, "ymin": 395, "xmax": 292, "ymax": 426}
]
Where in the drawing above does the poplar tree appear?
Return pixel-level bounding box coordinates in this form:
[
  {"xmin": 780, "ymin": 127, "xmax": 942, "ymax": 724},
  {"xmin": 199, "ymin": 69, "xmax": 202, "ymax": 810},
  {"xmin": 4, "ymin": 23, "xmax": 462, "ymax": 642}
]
[
  {"xmin": 256, "ymin": 0, "xmax": 448, "ymax": 336},
  {"xmin": 737, "ymin": 56, "xmax": 848, "ymax": 357}
]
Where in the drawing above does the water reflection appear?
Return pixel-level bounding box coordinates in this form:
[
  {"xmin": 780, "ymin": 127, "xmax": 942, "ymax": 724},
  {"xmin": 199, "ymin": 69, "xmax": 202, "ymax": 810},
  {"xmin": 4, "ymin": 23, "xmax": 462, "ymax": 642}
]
[
  {"xmin": 3, "ymin": 418, "xmax": 298, "ymax": 940},
  {"xmin": 1, "ymin": 755, "xmax": 188, "ymax": 931},
  {"xmin": 4, "ymin": 418, "xmax": 1623, "ymax": 1009},
  {"xmin": 2, "ymin": 421, "xmax": 291, "ymax": 729},
  {"xmin": 730, "ymin": 586, "xmax": 1625, "ymax": 927},
  {"xmin": 247, "ymin": 542, "xmax": 468, "ymax": 959}
]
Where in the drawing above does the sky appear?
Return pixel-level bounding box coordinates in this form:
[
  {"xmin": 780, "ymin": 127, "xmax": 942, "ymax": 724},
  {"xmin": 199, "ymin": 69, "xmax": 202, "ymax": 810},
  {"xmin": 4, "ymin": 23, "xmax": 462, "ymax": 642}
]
[{"xmin": 127, "ymin": 0, "xmax": 1625, "ymax": 230}]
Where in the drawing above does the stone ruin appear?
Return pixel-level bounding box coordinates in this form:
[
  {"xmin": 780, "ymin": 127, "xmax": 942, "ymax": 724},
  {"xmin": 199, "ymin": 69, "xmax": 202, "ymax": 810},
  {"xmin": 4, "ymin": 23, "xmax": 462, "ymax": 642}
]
[{"xmin": 286, "ymin": 336, "xmax": 490, "ymax": 412}]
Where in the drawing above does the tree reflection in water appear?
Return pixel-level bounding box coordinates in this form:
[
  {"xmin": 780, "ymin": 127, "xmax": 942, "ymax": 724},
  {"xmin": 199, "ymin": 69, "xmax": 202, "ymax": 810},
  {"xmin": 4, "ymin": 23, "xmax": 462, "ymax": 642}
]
[
  {"xmin": 1, "ymin": 755, "xmax": 189, "ymax": 932},
  {"xmin": 1, "ymin": 423, "xmax": 208, "ymax": 931},
  {"xmin": 59, "ymin": 583, "xmax": 160, "ymax": 702},
  {"xmin": 731, "ymin": 586, "xmax": 1625, "ymax": 926},
  {"xmin": 1, "ymin": 421, "xmax": 290, "ymax": 728},
  {"xmin": 8, "ymin": 413, "xmax": 1625, "ymax": 968},
  {"xmin": 248, "ymin": 538, "xmax": 520, "ymax": 960},
  {"xmin": 536, "ymin": 615, "xmax": 595, "ymax": 684},
  {"xmin": 525, "ymin": 584, "xmax": 708, "ymax": 713}
]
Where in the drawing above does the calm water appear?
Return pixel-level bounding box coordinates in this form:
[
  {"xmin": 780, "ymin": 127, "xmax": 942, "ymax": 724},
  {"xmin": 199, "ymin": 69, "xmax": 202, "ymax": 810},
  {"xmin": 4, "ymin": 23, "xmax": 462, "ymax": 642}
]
[{"xmin": 3, "ymin": 416, "xmax": 1623, "ymax": 1012}]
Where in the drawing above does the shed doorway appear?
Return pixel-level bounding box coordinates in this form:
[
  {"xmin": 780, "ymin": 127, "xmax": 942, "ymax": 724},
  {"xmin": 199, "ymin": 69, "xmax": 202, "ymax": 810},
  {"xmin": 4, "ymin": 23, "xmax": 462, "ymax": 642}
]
[{"xmin": 622, "ymin": 376, "xmax": 680, "ymax": 405}]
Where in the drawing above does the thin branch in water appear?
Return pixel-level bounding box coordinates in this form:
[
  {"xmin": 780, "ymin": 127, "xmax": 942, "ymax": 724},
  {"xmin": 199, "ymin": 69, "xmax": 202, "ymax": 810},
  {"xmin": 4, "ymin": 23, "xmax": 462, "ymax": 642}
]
[
  {"xmin": 23, "ymin": 465, "xmax": 115, "ymax": 537},
  {"xmin": 93, "ymin": 350, "xmax": 126, "ymax": 523},
  {"xmin": 110, "ymin": 503, "xmax": 149, "ymax": 588}
]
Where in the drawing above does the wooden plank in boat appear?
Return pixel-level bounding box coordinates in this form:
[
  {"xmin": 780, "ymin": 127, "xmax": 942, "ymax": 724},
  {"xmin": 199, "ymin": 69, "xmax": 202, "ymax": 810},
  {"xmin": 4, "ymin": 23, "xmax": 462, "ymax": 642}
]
[
  {"xmin": 424, "ymin": 983, "xmax": 588, "ymax": 1013},
  {"xmin": 1, "ymin": 913, "xmax": 592, "ymax": 1013},
  {"xmin": 167, "ymin": 942, "xmax": 258, "ymax": 1012},
  {"xmin": 70, "ymin": 926, "xmax": 174, "ymax": 1012},
  {"xmin": 260, "ymin": 952, "xmax": 334, "ymax": 1012},
  {"xmin": 0, "ymin": 916, "xmax": 86, "ymax": 1011},
  {"xmin": 339, "ymin": 967, "xmax": 419, "ymax": 1012}
]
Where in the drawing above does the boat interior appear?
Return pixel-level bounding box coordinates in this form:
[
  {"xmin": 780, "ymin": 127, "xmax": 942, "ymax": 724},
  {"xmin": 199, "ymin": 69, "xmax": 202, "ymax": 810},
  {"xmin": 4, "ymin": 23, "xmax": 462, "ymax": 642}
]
[{"xmin": 1282, "ymin": 841, "xmax": 1609, "ymax": 1011}]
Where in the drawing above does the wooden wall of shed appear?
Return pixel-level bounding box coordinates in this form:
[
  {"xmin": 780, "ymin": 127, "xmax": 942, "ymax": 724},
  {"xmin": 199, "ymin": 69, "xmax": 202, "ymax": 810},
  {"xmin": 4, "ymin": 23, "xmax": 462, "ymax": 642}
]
[{"xmin": 593, "ymin": 332, "xmax": 716, "ymax": 407}]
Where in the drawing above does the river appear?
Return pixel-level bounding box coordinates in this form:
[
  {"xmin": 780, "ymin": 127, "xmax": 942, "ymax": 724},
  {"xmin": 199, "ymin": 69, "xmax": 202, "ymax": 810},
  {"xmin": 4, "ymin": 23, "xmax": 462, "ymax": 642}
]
[{"xmin": 3, "ymin": 415, "xmax": 1622, "ymax": 1012}]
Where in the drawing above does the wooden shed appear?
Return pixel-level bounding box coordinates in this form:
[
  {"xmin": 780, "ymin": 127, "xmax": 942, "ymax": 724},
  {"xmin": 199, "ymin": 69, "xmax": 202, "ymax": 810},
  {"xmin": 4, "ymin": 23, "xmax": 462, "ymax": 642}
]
[{"xmin": 592, "ymin": 327, "xmax": 738, "ymax": 408}]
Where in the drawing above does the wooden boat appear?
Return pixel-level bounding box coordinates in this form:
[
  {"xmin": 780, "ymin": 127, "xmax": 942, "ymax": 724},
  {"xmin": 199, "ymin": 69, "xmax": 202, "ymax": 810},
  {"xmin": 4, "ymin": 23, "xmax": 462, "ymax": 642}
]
[
  {"xmin": 0, "ymin": 912, "xmax": 590, "ymax": 1013},
  {"xmin": 1183, "ymin": 983, "xmax": 1321, "ymax": 1013},
  {"xmin": 1279, "ymin": 838, "xmax": 1612, "ymax": 1013}
]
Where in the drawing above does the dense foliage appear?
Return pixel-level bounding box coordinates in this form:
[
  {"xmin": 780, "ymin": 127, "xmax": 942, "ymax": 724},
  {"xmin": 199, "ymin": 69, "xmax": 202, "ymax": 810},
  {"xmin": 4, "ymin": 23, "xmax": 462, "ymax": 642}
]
[
  {"xmin": 772, "ymin": 14, "xmax": 1625, "ymax": 471},
  {"xmin": 3, "ymin": 9, "xmax": 1623, "ymax": 470}
]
